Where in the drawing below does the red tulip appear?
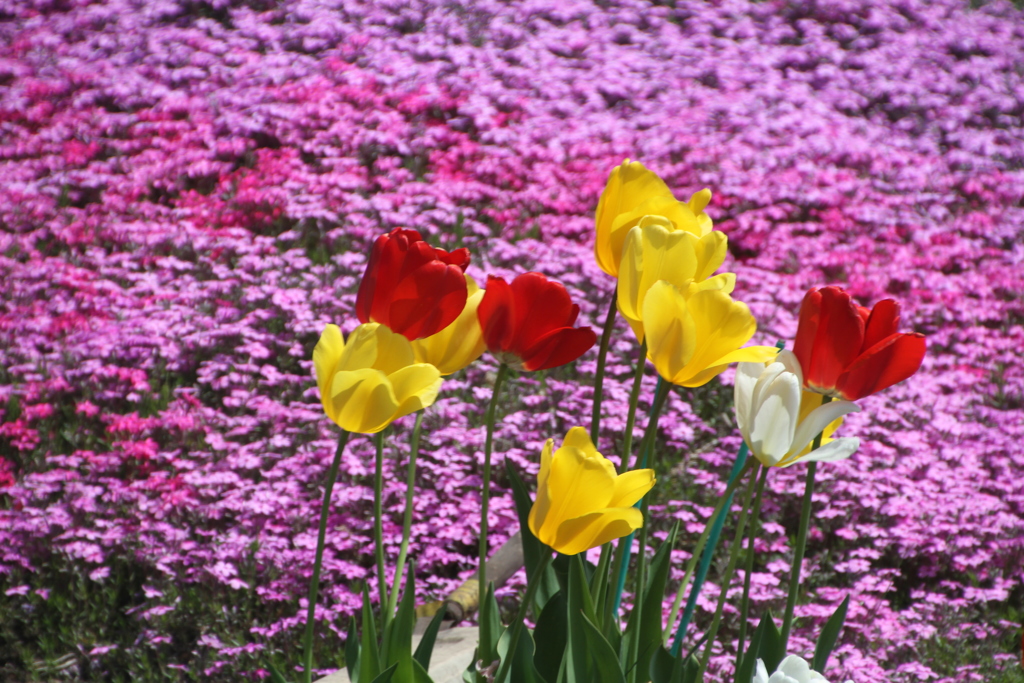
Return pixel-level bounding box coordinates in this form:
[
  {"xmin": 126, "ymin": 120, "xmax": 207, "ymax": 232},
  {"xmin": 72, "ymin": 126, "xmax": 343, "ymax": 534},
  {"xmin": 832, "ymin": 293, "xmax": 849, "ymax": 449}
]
[
  {"xmin": 356, "ymin": 228, "xmax": 471, "ymax": 340},
  {"xmin": 792, "ymin": 286, "xmax": 926, "ymax": 401},
  {"xmin": 477, "ymin": 272, "xmax": 597, "ymax": 371}
]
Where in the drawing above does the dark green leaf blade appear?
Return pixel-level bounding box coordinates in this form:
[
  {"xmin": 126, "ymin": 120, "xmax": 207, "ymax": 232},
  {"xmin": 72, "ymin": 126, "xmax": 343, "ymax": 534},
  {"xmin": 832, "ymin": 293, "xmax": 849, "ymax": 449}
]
[{"xmin": 812, "ymin": 595, "xmax": 849, "ymax": 673}]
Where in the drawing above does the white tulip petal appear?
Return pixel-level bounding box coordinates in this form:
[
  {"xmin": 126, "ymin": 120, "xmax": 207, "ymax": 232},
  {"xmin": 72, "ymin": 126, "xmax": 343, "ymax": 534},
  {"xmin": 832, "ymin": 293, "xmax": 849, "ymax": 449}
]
[
  {"xmin": 774, "ymin": 349, "xmax": 804, "ymax": 388},
  {"xmin": 749, "ymin": 372, "xmax": 801, "ymax": 463},
  {"xmin": 791, "ymin": 400, "xmax": 862, "ymax": 457},
  {"xmin": 794, "ymin": 437, "xmax": 860, "ymax": 465},
  {"xmin": 734, "ymin": 361, "xmax": 764, "ymax": 445}
]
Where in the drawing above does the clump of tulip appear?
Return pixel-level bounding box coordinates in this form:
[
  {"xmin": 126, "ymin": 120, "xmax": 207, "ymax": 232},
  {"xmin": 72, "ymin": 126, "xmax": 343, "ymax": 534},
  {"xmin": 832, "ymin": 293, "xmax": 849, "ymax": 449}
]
[{"xmin": 286, "ymin": 160, "xmax": 926, "ymax": 683}]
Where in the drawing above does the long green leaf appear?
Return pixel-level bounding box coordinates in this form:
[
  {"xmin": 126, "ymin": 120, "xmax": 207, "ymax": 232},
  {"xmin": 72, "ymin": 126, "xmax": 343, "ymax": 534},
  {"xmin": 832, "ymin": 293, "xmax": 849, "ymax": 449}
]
[
  {"xmin": 360, "ymin": 586, "xmax": 383, "ymax": 683},
  {"xmin": 496, "ymin": 622, "xmax": 543, "ymax": 683},
  {"xmin": 346, "ymin": 617, "xmax": 361, "ymax": 683},
  {"xmin": 581, "ymin": 614, "xmax": 627, "ymax": 683},
  {"xmin": 812, "ymin": 595, "xmax": 849, "ymax": 673},
  {"xmin": 622, "ymin": 523, "xmax": 679, "ymax": 683},
  {"xmin": 370, "ymin": 663, "xmax": 400, "ymax": 683},
  {"xmin": 533, "ymin": 591, "xmax": 567, "ymax": 683},
  {"xmin": 478, "ymin": 581, "xmax": 505, "ymax": 670},
  {"xmin": 413, "ymin": 609, "xmax": 447, "ymax": 672},
  {"xmin": 268, "ymin": 663, "xmax": 291, "ymax": 683},
  {"xmin": 386, "ymin": 564, "xmax": 417, "ymax": 682}
]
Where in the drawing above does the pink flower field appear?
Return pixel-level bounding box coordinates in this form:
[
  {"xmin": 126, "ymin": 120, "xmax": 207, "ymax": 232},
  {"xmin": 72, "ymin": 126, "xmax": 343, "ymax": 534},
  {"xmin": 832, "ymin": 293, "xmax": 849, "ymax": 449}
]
[{"xmin": 1, "ymin": 0, "xmax": 1023, "ymax": 680}]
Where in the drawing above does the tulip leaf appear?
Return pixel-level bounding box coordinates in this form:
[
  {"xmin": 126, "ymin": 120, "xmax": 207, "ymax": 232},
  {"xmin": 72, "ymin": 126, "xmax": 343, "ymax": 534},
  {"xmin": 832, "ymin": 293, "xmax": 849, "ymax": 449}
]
[
  {"xmin": 532, "ymin": 590, "xmax": 567, "ymax": 683},
  {"xmin": 581, "ymin": 613, "xmax": 627, "ymax": 683},
  {"xmin": 621, "ymin": 522, "xmax": 679, "ymax": 683},
  {"xmin": 478, "ymin": 581, "xmax": 505, "ymax": 671},
  {"xmin": 649, "ymin": 647, "xmax": 698, "ymax": 683},
  {"xmin": 413, "ymin": 607, "xmax": 448, "ymax": 672},
  {"xmin": 734, "ymin": 611, "xmax": 782, "ymax": 683},
  {"xmin": 360, "ymin": 585, "xmax": 383, "ymax": 683},
  {"xmin": 384, "ymin": 563, "xmax": 417, "ymax": 683},
  {"xmin": 267, "ymin": 663, "xmax": 290, "ymax": 683},
  {"xmin": 370, "ymin": 663, "xmax": 400, "ymax": 683},
  {"xmin": 508, "ymin": 462, "xmax": 560, "ymax": 611},
  {"xmin": 812, "ymin": 595, "xmax": 849, "ymax": 673},
  {"xmin": 566, "ymin": 555, "xmax": 597, "ymax": 683},
  {"xmin": 410, "ymin": 658, "xmax": 433, "ymax": 683},
  {"xmin": 347, "ymin": 616, "xmax": 361, "ymax": 683},
  {"xmin": 496, "ymin": 621, "xmax": 544, "ymax": 683}
]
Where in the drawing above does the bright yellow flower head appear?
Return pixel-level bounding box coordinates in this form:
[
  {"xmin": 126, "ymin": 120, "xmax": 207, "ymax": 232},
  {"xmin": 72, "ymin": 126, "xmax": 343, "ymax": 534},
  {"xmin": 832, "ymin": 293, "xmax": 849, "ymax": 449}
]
[
  {"xmin": 313, "ymin": 323, "xmax": 442, "ymax": 434},
  {"xmin": 594, "ymin": 160, "xmax": 713, "ymax": 278},
  {"xmin": 642, "ymin": 281, "xmax": 778, "ymax": 387},
  {"xmin": 528, "ymin": 427, "xmax": 655, "ymax": 556},
  {"xmin": 617, "ymin": 218, "xmax": 735, "ymax": 343},
  {"xmin": 410, "ymin": 275, "xmax": 486, "ymax": 375}
]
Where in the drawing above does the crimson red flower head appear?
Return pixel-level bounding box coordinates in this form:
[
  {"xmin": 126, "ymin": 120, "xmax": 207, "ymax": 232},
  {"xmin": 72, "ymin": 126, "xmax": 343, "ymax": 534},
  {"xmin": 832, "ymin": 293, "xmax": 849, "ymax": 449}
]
[
  {"xmin": 356, "ymin": 228, "xmax": 471, "ymax": 341},
  {"xmin": 477, "ymin": 272, "xmax": 597, "ymax": 372},
  {"xmin": 792, "ymin": 286, "xmax": 926, "ymax": 401}
]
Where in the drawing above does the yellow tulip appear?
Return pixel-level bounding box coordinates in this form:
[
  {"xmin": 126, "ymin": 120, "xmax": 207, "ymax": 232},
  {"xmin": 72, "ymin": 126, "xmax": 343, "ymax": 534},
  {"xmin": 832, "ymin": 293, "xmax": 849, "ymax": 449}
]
[
  {"xmin": 642, "ymin": 281, "xmax": 778, "ymax": 387},
  {"xmin": 528, "ymin": 427, "xmax": 655, "ymax": 556},
  {"xmin": 594, "ymin": 160, "xmax": 713, "ymax": 277},
  {"xmin": 617, "ymin": 218, "xmax": 734, "ymax": 343},
  {"xmin": 410, "ymin": 275, "xmax": 486, "ymax": 375},
  {"xmin": 313, "ymin": 323, "xmax": 442, "ymax": 434}
]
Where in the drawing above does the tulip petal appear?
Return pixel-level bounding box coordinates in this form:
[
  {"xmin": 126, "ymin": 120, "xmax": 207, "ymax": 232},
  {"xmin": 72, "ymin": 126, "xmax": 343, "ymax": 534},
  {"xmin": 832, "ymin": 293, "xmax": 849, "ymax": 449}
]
[
  {"xmin": 521, "ymin": 325, "xmax": 598, "ymax": 372},
  {"xmin": 412, "ymin": 281, "xmax": 486, "ymax": 375},
  {"xmin": 682, "ymin": 289, "xmax": 759, "ymax": 383},
  {"xmin": 749, "ymin": 370, "xmax": 801, "ymax": 466},
  {"xmin": 643, "ymin": 281, "xmax": 696, "ymax": 383},
  {"xmin": 387, "ymin": 259, "xmax": 468, "ymax": 340},
  {"xmin": 313, "ymin": 324, "xmax": 345, "ymax": 411},
  {"xmin": 688, "ymin": 188, "xmax": 712, "ymax": 215},
  {"xmin": 617, "ymin": 227, "xmax": 646, "ymax": 337},
  {"xmin": 775, "ymin": 350, "xmax": 804, "ymax": 388},
  {"xmin": 561, "ymin": 426, "xmax": 599, "ymax": 457},
  {"xmin": 805, "ymin": 287, "xmax": 866, "ymax": 393},
  {"xmin": 608, "ymin": 469, "xmax": 656, "ymax": 508},
  {"xmin": 594, "ymin": 161, "xmax": 674, "ymax": 276},
  {"xmin": 477, "ymin": 276, "xmax": 516, "ymax": 352},
  {"xmin": 329, "ymin": 368, "xmax": 400, "ymax": 434},
  {"xmin": 364, "ymin": 323, "xmax": 417, "ymax": 376},
  {"xmin": 784, "ymin": 437, "xmax": 860, "ymax": 467},
  {"xmin": 552, "ymin": 507, "xmax": 644, "ymax": 556},
  {"xmin": 862, "ymin": 299, "xmax": 901, "ymax": 350},
  {"xmin": 791, "ymin": 400, "xmax": 861, "ymax": 457},
  {"xmin": 539, "ymin": 444, "xmax": 617, "ymax": 547},
  {"xmin": 336, "ymin": 323, "xmax": 382, "ymax": 374},
  {"xmin": 834, "ymin": 332, "xmax": 926, "ymax": 401},
  {"xmin": 528, "ymin": 439, "xmax": 556, "ymax": 541},
  {"xmin": 734, "ymin": 361, "xmax": 764, "ymax": 446},
  {"xmin": 692, "ymin": 231, "xmax": 728, "ymax": 282},
  {"xmin": 388, "ymin": 363, "xmax": 442, "ymax": 420}
]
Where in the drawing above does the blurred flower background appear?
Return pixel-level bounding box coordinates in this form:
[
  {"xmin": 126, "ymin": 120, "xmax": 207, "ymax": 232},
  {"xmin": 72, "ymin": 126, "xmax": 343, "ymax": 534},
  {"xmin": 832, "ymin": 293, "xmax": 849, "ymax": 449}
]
[{"xmin": 0, "ymin": 0, "xmax": 1022, "ymax": 680}]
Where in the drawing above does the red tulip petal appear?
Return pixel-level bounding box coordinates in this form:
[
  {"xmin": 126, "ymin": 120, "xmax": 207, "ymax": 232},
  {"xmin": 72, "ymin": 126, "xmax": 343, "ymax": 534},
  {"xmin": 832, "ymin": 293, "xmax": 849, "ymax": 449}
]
[
  {"xmin": 863, "ymin": 299, "xmax": 901, "ymax": 350},
  {"xmin": 522, "ymin": 326, "xmax": 598, "ymax": 371},
  {"xmin": 792, "ymin": 288, "xmax": 822, "ymax": 373},
  {"xmin": 835, "ymin": 332, "xmax": 926, "ymax": 400},
  {"xmin": 355, "ymin": 232, "xmax": 391, "ymax": 324},
  {"xmin": 804, "ymin": 287, "xmax": 865, "ymax": 392},
  {"xmin": 387, "ymin": 262, "xmax": 468, "ymax": 339},
  {"xmin": 478, "ymin": 276, "xmax": 516, "ymax": 353},
  {"xmin": 437, "ymin": 246, "xmax": 471, "ymax": 270},
  {"xmin": 509, "ymin": 272, "xmax": 578, "ymax": 351}
]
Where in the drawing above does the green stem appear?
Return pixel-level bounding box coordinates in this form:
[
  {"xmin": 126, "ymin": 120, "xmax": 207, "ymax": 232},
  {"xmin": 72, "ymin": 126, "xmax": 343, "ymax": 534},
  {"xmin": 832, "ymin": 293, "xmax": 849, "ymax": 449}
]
[
  {"xmin": 387, "ymin": 412, "xmax": 424, "ymax": 618},
  {"xmin": 592, "ymin": 543, "xmax": 612, "ymax": 625},
  {"xmin": 603, "ymin": 342, "xmax": 648, "ymax": 629},
  {"xmin": 493, "ymin": 551, "xmax": 554, "ymax": 683},
  {"xmin": 373, "ymin": 431, "xmax": 389, "ymax": 636},
  {"xmin": 780, "ymin": 394, "xmax": 832, "ymax": 650},
  {"xmin": 590, "ymin": 287, "xmax": 619, "ymax": 445},
  {"xmin": 737, "ymin": 466, "xmax": 770, "ymax": 661},
  {"xmin": 302, "ymin": 430, "xmax": 351, "ymax": 683},
  {"xmin": 698, "ymin": 461, "xmax": 761, "ymax": 678},
  {"xmin": 612, "ymin": 378, "xmax": 669, "ymax": 624},
  {"xmin": 479, "ymin": 364, "xmax": 510, "ymax": 605}
]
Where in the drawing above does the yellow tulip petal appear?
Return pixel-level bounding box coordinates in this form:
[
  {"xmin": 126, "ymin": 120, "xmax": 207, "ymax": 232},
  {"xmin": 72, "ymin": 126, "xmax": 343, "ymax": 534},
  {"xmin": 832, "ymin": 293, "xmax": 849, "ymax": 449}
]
[
  {"xmin": 681, "ymin": 289, "xmax": 758, "ymax": 381},
  {"xmin": 367, "ymin": 323, "xmax": 417, "ymax": 375},
  {"xmin": 688, "ymin": 188, "xmax": 712, "ymax": 215},
  {"xmin": 560, "ymin": 426, "xmax": 599, "ymax": 458},
  {"xmin": 595, "ymin": 161, "xmax": 675, "ymax": 276},
  {"xmin": 528, "ymin": 439, "xmax": 556, "ymax": 541},
  {"xmin": 336, "ymin": 323, "xmax": 384, "ymax": 374},
  {"xmin": 536, "ymin": 444, "xmax": 617, "ymax": 548},
  {"xmin": 608, "ymin": 468, "xmax": 656, "ymax": 508},
  {"xmin": 388, "ymin": 363, "xmax": 442, "ymax": 420},
  {"xmin": 692, "ymin": 231, "xmax": 728, "ymax": 282},
  {"xmin": 642, "ymin": 281, "xmax": 696, "ymax": 383},
  {"xmin": 329, "ymin": 368, "xmax": 400, "ymax": 434},
  {"xmin": 411, "ymin": 280, "xmax": 486, "ymax": 375},
  {"xmin": 552, "ymin": 507, "xmax": 644, "ymax": 556},
  {"xmin": 617, "ymin": 227, "xmax": 645, "ymax": 328},
  {"xmin": 313, "ymin": 324, "xmax": 345, "ymax": 414}
]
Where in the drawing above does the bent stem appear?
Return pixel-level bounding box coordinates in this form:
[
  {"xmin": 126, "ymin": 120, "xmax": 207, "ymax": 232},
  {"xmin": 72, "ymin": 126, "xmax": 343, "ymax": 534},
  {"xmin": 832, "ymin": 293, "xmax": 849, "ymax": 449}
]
[
  {"xmin": 387, "ymin": 411, "xmax": 424, "ymax": 618},
  {"xmin": 302, "ymin": 429, "xmax": 351, "ymax": 683},
  {"xmin": 697, "ymin": 461, "xmax": 762, "ymax": 678},
  {"xmin": 668, "ymin": 448, "xmax": 753, "ymax": 655},
  {"xmin": 479, "ymin": 364, "xmax": 510, "ymax": 608},
  {"xmin": 493, "ymin": 551, "xmax": 554, "ymax": 683},
  {"xmin": 590, "ymin": 287, "xmax": 619, "ymax": 445},
  {"xmin": 373, "ymin": 431, "xmax": 389, "ymax": 635},
  {"xmin": 780, "ymin": 395, "xmax": 832, "ymax": 649},
  {"xmin": 737, "ymin": 466, "xmax": 770, "ymax": 660}
]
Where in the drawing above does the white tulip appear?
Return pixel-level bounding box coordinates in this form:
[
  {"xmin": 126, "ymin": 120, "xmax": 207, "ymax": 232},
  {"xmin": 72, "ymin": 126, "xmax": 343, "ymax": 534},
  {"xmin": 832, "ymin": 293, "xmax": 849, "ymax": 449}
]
[
  {"xmin": 734, "ymin": 351, "xmax": 861, "ymax": 467},
  {"xmin": 752, "ymin": 655, "xmax": 853, "ymax": 683}
]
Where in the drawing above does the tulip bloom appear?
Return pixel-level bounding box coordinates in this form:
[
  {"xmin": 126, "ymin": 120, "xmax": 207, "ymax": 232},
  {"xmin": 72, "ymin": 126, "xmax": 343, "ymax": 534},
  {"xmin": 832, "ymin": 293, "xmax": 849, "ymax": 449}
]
[
  {"xmin": 753, "ymin": 655, "xmax": 853, "ymax": 683},
  {"xmin": 410, "ymin": 275, "xmax": 486, "ymax": 375},
  {"xmin": 528, "ymin": 427, "xmax": 655, "ymax": 556},
  {"xmin": 735, "ymin": 351, "xmax": 860, "ymax": 468},
  {"xmin": 793, "ymin": 287, "xmax": 926, "ymax": 400},
  {"xmin": 643, "ymin": 280, "xmax": 777, "ymax": 387},
  {"xmin": 617, "ymin": 218, "xmax": 734, "ymax": 343},
  {"xmin": 594, "ymin": 160, "xmax": 713, "ymax": 278},
  {"xmin": 313, "ymin": 323, "xmax": 442, "ymax": 434},
  {"xmin": 477, "ymin": 272, "xmax": 597, "ymax": 372},
  {"xmin": 356, "ymin": 228, "xmax": 471, "ymax": 340}
]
